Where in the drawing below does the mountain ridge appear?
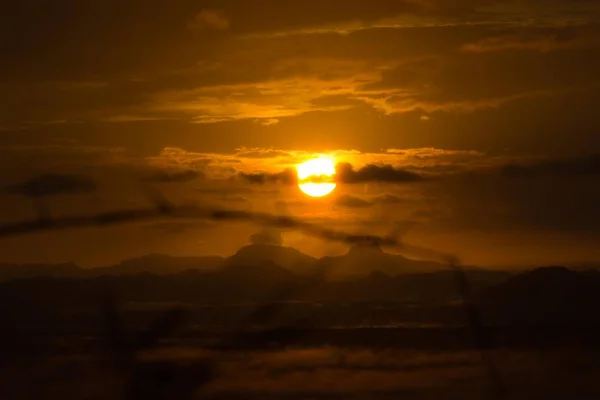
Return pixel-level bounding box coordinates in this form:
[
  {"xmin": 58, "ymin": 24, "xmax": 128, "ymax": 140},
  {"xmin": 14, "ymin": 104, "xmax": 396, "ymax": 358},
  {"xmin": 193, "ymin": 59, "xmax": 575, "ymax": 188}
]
[{"xmin": 0, "ymin": 243, "xmax": 508, "ymax": 282}]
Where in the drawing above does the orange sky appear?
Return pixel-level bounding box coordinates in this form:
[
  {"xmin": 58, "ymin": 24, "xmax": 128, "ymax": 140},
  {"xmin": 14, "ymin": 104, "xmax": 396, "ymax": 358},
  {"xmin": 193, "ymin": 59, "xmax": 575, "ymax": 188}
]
[{"xmin": 1, "ymin": 1, "xmax": 600, "ymax": 267}]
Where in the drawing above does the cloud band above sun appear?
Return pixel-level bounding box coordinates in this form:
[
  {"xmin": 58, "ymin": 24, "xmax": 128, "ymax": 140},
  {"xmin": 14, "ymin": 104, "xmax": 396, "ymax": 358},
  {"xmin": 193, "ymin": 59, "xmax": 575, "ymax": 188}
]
[
  {"xmin": 239, "ymin": 161, "xmax": 425, "ymax": 186},
  {"xmin": 297, "ymin": 156, "xmax": 337, "ymax": 197}
]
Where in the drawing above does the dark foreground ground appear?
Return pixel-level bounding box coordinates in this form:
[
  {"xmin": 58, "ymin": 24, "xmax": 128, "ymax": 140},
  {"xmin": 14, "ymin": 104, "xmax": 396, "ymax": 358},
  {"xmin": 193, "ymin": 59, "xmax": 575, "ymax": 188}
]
[
  {"xmin": 3, "ymin": 326, "xmax": 600, "ymax": 399},
  {"xmin": 2, "ymin": 264, "xmax": 600, "ymax": 399}
]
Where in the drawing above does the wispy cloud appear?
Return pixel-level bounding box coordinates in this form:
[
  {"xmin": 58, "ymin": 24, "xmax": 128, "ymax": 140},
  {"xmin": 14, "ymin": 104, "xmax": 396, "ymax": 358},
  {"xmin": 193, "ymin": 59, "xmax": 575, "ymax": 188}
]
[
  {"xmin": 188, "ymin": 10, "xmax": 230, "ymax": 31},
  {"xmin": 145, "ymin": 146, "xmax": 509, "ymax": 180},
  {"xmin": 460, "ymin": 31, "xmax": 600, "ymax": 53},
  {"xmin": 140, "ymin": 169, "xmax": 203, "ymax": 183},
  {"xmin": 3, "ymin": 174, "xmax": 97, "ymax": 198}
]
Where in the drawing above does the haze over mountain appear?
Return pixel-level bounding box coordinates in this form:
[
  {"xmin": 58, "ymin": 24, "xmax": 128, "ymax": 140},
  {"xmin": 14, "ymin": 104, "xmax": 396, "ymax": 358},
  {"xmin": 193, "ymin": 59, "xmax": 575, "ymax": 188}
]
[
  {"xmin": 226, "ymin": 244, "xmax": 318, "ymax": 275},
  {"xmin": 317, "ymin": 243, "xmax": 452, "ymax": 280},
  {"xmin": 5, "ymin": 261, "xmax": 600, "ymax": 328},
  {"xmin": 0, "ymin": 254, "xmax": 224, "ymax": 281},
  {"xmin": 95, "ymin": 253, "xmax": 223, "ymax": 276},
  {"xmin": 0, "ymin": 259, "xmax": 506, "ymax": 309},
  {"xmin": 0, "ymin": 262, "xmax": 82, "ymax": 281},
  {"xmin": 0, "ymin": 241, "xmax": 457, "ymax": 282},
  {"xmin": 4, "ymin": 236, "xmax": 600, "ymax": 329}
]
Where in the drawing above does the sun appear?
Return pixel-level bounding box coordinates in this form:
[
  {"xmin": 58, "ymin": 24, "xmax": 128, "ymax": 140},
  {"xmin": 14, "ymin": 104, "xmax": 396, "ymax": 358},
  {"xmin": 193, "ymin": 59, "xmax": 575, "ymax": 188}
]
[{"xmin": 297, "ymin": 156, "xmax": 337, "ymax": 197}]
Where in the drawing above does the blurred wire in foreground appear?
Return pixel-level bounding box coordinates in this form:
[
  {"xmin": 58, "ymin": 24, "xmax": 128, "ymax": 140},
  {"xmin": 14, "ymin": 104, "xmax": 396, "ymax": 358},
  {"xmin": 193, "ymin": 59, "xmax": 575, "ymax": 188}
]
[{"xmin": 0, "ymin": 190, "xmax": 507, "ymax": 399}]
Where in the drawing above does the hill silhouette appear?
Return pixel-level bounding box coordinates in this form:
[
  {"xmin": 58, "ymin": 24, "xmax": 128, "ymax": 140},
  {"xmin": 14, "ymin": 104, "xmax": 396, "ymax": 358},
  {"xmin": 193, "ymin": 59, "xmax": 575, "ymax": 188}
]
[
  {"xmin": 317, "ymin": 243, "xmax": 450, "ymax": 279},
  {"xmin": 0, "ymin": 260, "xmax": 508, "ymax": 308},
  {"xmin": 92, "ymin": 254, "xmax": 223, "ymax": 276},
  {"xmin": 5, "ymin": 263, "xmax": 600, "ymax": 335},
  {"xmin": 478, "ymin": 266, "xmax": 600, "ymax": 324},
  {"xmin": 0, "ymin": 262, "xmax": 83, "ymax": 281},
  {"xmin": 226, "ymin": 244, "xmax": 318, "ymax": 275},
  {"xmin": 0, "ymin": 254, "xmax": 224, "ymax": 282},
  {"xmin": 6, "ymin": 243, "xmax": 600, "ymax": 328},
  {"xmin": 0, "ymin": 243, "xmax": 457, "ymax": 282}
]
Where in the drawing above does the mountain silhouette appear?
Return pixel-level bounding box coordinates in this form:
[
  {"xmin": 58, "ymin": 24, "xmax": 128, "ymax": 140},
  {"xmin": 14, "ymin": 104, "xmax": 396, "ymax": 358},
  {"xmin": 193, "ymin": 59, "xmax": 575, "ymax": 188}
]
[
  {"xmin": 0, "ymin": 265, "xmax": 507, "ymax": 309},
  {"xmin": 0, "ymin": 254, "xmax": 224, "ymax": 282},
  {"xmin": 317, "ymin": 243, "xmax": 448, "ymax": 280},
  {"xmin": 478, "ymin": 266, "xmax": 600, "ymax": 324},
  {"xmin": 209, "ymin": 260, "xmax": 298, "ymax": 289},
  {"xmin": 91, "ymin": 254, "xmax": 223, "ymax": 276},
  {"xmin": 0, "ymin": 244, "xmax": 494, "ymax": 283},
  {"xmin": 0, "ymin": 262, "xmax": 83, "ymax": 281},
  {"xmin": 225, "ymin": 244, "xmax": 318, "ymax": 275}
]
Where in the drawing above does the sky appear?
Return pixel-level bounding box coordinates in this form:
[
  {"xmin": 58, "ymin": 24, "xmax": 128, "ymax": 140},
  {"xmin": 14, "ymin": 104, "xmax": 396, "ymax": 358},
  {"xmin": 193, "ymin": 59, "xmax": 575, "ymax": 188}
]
[{"xmin": 1, "ymin": 0, "xmax": 600, "ymax": 267}]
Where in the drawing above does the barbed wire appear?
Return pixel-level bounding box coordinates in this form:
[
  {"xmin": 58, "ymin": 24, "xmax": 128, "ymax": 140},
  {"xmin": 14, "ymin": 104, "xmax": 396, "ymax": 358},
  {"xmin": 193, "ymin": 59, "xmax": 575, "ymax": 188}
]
[{"xmin": 0, "ymin": 189, "xmax": 506, "ymax": 399}]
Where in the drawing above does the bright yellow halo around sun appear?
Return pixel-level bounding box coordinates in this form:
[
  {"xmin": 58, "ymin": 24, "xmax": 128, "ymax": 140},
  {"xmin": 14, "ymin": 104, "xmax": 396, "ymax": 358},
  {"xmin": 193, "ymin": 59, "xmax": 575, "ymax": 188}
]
[{"xmin": 297, "ymin": 156, "xmax": 337, "ymax": 197}]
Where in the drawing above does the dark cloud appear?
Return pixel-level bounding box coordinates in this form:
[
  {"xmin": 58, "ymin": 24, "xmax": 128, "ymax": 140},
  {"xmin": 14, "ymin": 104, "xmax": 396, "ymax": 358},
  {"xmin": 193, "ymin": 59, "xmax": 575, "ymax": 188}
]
[
  {"xmin": 372, "ymin": 194, "xmax": 406, "ymax": 204},
  {"xmin": 144, "ymin": 221, "xmax": 213, "ymax": 234},
  {"xmin": 220, "ymin": 195, "xmax": 248, "ymax": 203},
  {"xmin": 274, "ymin": 200, "xmax": 307, "ymax": 209},
  {"xmin": 141, "ymin": 169, "xmax": 203, "ymax": 183},
  {"xmin": 197, "ymin": 186, "xmax": 255, "ymax": 195},
  {"xmin": 240, "ymin": 163, "xmax": 423, "ymax": 185},
  {"xmin": 239, "ymin": 169, "xmax": 296, "ymax": 185},
  {"xmin": 500, "ymin": 154, "xmax": 600, "ymax": 179},
  {"xmin": 460, "ymin": 29, "xmax": 600, "ymax": 54},
  {"xmin": 423, "ymin": 153, "xmax": 600, "ymax": 234},
  {"xmin": 238, "ymin": 173, "xmax": 271, "ymax": 184},
  {"xmin": 0, "ymin": 200, "xmax": 454, "ymax": 264},
  {"xmin": 3, "ymin": 174, "xmax": 97, "ymax": 197},
  {"xmin": 336, "ymin": 163, "xmax": 423, "ymax": 184},
  {"xmin": 249, "ymin": 228, "xmax": 283, "ymax": 246},
  {"xmin": 335, "ymin": 194, "xmax": 372, "ymax": 208},
  {"xmin": 0, "ymin": 1, "xmax": 438, "ymax": 82}
]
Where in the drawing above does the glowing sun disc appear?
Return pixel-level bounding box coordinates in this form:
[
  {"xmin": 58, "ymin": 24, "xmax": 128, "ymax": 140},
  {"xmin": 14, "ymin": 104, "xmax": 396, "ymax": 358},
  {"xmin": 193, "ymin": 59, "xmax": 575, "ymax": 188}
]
[
  {"xmin": 299, "ymin": 182, "xmax": 337, "ymax": 197},
  {"xmin": 297, "ymin": 157, "xmax": 337, "ymax": 198}
]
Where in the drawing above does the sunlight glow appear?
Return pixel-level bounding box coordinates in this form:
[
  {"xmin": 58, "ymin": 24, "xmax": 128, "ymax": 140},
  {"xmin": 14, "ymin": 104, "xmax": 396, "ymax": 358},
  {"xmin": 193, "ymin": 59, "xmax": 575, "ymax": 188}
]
[{"xmin": 297, "ymin": 156, "xmax": 337, "ymax": 197}]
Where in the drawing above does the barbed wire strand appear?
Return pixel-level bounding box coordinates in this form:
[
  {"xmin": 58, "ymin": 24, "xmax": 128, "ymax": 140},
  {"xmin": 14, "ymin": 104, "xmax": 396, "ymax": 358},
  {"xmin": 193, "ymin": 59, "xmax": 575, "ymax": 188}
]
[{"xmin": 0, "ymin": 191, "xmax": 507, "ymax": 399}]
